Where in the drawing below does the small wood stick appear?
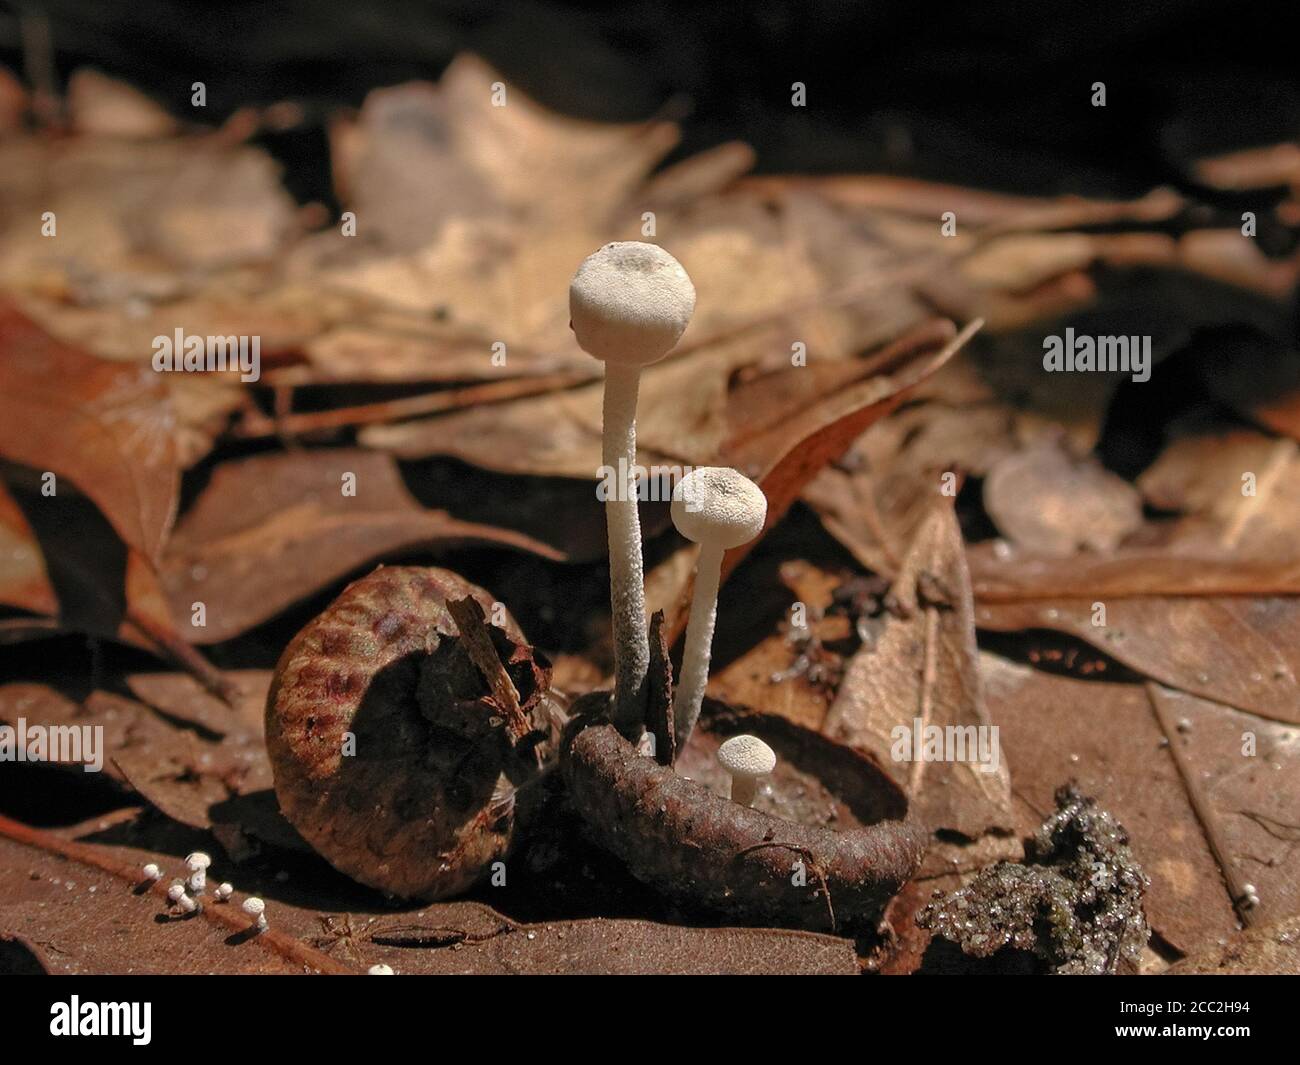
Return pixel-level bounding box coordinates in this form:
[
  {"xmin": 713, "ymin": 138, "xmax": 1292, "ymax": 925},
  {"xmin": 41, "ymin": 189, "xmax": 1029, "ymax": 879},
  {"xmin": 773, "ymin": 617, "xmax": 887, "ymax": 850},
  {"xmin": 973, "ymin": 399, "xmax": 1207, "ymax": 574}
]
[{"xmin": 447, "ymin": 597, "xmax": 529, "ymax": 740}]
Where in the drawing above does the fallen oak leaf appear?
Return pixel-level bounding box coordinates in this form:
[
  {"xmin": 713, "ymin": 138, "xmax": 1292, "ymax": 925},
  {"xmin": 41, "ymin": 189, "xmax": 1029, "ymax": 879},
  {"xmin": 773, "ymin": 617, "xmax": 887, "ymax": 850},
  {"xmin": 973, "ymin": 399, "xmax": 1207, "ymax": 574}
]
[
  {"xmin": 823, "ymin": 499, "xmax": 1013, "ymax": 839},
  {"xmin": 0, "ymin": 470, "xmax": 228, "ymax": 695},
  {"xmin": 161, "ymin": 449, "xmax": 564, "ymax": 644},
  {"xmin": 976, "ymin": 595, "xmax": 1300, "ymax": 725},
  {"xmin": 979, "ymin": 652, "xmax": 1242, "ymax": 954},
  {"xmin": 0, "ymin": 476, "xmax": 56, "ymax": 617},
  {"xmin": 0, "ymin": 303, "xmax": 179, "ymax": 562},
  {"xmin": 967, "ymin": 543, "xmax": 1300, "ymax": 601}
]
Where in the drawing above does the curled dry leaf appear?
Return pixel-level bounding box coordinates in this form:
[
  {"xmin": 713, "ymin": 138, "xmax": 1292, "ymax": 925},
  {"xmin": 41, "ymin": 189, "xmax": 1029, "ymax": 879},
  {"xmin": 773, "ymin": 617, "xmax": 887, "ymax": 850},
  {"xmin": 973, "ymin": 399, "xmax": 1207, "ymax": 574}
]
[
  {"xmin": 162, "ymin": 449, "xmax": 564, "ymax": 644},
  {"xmin": 67, "ymin": 68, "xmax": 179, "ymax": 139},
  {"xmin": 1138, "ymin": 427, "xmax": 1300, "ymax": 556},
  {"xmin": 0, "ymin": 131, "xmax": 296, "ymax": 301},
  {"xmin": 337, "ymin": 54, "xmax": 678, "ymax": 252},
  {"xmin": 824, "ymin": 500, "xmax": 1013, "ymax": 839},
  {"xmin": 983, "ymin": 440, "xmax": 1143, "ymax": 556}
]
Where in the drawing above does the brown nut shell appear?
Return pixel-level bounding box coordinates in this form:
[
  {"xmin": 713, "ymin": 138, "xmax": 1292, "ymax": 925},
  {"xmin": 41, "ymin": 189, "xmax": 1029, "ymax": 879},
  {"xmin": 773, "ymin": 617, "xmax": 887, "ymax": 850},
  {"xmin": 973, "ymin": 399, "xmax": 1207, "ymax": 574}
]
[
  {"xmin": 561, "ymin": 694, "xmax": 926, "ymax": 933},
  {"xmin": 266, "ymin": 566, "xmax": 551, "ymax": 900}
]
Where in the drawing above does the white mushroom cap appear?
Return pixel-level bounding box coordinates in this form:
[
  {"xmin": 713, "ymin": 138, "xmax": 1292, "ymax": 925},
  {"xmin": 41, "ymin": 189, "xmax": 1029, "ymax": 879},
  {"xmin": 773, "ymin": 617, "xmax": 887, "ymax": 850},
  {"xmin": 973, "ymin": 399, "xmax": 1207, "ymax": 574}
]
[
  {"xmin": 184, "ymin": 851, "xmax": 212, "ymax": 871},
  {"xmin": 569, "ymin": 242, "xmax": 695, "ymax": 366},
  {"xmin": 241, "ymin": 897, "xmax": 265, "ymax": 916},
  {"xmin": 671, "ymin": 467, "xmax": 767, "ymax": 549},
  {"xmin": 716, "ymin": 734, "xmax": 777, "ymax": 779},
  {"xmin": 166, "ymin": 883, "xmax": 187, "ymax": 902},
  {"xmin": 367, "ymin": 963, "xmax": 395, "ymax": 975}
]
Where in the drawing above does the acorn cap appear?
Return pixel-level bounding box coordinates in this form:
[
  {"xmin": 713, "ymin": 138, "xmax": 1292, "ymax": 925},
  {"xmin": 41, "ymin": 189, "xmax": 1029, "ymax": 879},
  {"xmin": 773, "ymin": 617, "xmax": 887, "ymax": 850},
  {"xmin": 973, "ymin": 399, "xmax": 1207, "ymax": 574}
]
[
  {"xmin": 716, "ymin": 734, "xmax": 777, "ymax": 778},
  {"xmin": 569, "ymin": 242, "xmax": 696, "ymax": 366},
  {"xmin": 671, "ymin": 467, "xmax": 767, "ymax": 549}
]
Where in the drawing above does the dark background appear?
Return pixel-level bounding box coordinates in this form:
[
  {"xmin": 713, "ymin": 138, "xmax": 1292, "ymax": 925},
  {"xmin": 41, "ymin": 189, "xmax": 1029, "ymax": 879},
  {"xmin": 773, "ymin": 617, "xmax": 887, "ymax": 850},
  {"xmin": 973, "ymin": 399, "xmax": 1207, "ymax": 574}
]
[{"xmin": 3, "ymin": 0, "xmax": 1298, "ymax": 207}]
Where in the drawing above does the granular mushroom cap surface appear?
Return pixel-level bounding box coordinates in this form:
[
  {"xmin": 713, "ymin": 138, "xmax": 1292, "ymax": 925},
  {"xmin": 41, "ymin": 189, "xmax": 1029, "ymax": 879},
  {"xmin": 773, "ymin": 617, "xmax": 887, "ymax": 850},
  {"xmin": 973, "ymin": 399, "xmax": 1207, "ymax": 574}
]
[
  {"xmin": 569, "ymin": 241, "xmax": 696, "ymax": 365},
  {"xmin": 672, "ymin": 467, "xmax": 767, "ymax": 548},
  {"xmin": 716, "ymin": 734, "xmax": 777, "ymax": 777}
]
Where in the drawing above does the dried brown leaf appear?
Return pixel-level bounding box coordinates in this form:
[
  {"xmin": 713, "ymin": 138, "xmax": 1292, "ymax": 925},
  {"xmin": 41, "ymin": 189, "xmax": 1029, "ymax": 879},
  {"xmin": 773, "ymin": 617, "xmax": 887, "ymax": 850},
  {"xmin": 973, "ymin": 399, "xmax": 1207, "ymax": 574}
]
[{"xmin": 824, "ymin": 501, "xmax": 1013, "ymax": 837}]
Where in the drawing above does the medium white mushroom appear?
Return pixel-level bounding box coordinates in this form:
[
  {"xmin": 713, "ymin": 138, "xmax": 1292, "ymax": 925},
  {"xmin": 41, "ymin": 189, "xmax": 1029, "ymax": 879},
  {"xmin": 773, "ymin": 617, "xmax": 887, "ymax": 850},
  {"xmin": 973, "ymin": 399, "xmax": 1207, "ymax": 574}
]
[
  {"xmin": 242, "ymin": 896, "xmax": 268, "ymax": 932},
  {"xmin": 716, "ymin": 734, "xmax": 777, "ymax": 807},
  {"xmin": 670, "ymin": 467, "xmax": 767, "ymax": 746},
  {"xmin": 570, "ymin": 242, "xmax": 695, "ymax": 734},
  {"xmin": 184, "ymin": 852, "xmax": 211, "ymax": 892}
]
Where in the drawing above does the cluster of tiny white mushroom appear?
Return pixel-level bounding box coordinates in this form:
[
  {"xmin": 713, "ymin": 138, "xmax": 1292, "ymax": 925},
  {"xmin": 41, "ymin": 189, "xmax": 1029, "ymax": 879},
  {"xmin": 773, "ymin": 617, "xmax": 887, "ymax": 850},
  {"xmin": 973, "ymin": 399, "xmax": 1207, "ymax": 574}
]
[
  {"xmin": 144, "ymin": 853, "xmax": 257, "ymax": 928},
  {"xmin": 150, "ymin": 852, "xmax": 213, "ymax": 915},
  {"xmin": 570, "ymin": 243, "xmax": 780, "ymax": 803}
]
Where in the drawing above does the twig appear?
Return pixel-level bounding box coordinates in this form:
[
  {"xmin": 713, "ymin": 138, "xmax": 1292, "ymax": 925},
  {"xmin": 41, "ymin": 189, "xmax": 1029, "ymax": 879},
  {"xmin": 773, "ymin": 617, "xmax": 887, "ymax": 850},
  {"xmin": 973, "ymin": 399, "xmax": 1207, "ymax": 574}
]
[
  {"xmin": 1145, "ymin": 683, "xmax": 1258, "ymax": 926},
  {"xmin": 446, "ymin": 596, "xmax": 530, "ymax": 742},
  {"xmin": 233, "ymin": 372, "xmax": 590, "ymax": 440}
]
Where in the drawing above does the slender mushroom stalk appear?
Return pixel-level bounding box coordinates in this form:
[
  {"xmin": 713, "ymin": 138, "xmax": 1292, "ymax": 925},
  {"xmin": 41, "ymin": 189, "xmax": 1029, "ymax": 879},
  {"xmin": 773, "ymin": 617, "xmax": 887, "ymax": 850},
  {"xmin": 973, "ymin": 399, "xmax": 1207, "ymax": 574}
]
[
  {"xmin": 670, "ymin": 467, "xmax": 767, "ymax": 748},
  {"xmin": 570, "ymin": 242, "xmax": 696, "ymax": 735},
  {"xmin": 716, "ymin": 734, "xmax": 777, "ymax": 806}
]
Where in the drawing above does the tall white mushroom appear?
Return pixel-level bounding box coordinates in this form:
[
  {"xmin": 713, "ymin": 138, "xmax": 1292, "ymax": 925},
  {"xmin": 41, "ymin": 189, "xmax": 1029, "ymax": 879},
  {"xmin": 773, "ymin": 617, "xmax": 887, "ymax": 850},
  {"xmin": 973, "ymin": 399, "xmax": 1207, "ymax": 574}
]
[
  {"xmin": 670, "ymin": 467, "xmax": 767, "ymax": 747},
  {"xmin": 570, "ymin": 242, "xmax": 696, "ymax": 734}
]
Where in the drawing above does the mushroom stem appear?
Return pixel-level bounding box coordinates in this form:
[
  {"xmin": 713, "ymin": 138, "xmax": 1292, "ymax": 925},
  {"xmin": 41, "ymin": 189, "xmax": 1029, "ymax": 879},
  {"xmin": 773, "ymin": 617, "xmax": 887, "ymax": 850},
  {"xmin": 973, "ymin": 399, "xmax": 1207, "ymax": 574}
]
[
  {"xmin": 602, "ymin": 361, "xmax": 649, "ymax": 734},
  {"xmin": 728, "ymin": 772, "xmax": 758, "ymax": 807},
  {"xmin": 672, "ymin": 539, "xmax": 724, "ymax": 748}
]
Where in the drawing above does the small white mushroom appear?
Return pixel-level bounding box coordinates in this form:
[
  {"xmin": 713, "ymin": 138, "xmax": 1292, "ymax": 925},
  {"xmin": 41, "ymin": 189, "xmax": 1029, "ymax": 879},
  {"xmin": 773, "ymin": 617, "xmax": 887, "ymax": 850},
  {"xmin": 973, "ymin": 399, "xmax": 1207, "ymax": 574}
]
[
  {"xmin": 242, "ymin": 896, "xmax": 268, "ymax": 932},
  {"xmin": 716, "ymin": 734, "xmax": 777, "ymax": 807},
  {"xmin": 571, "ymin": 242, "xmax": 695, "ymax": 733},
  {"xmin": 214, "ymin": 882, "xmax": 234, "ymax": 902},
  {"xmin": 141, "ymin": 862, "xmax": 163, "ymax": 882},
  {"xmin": 670, "ymin": 467, "xmax": 767, "ymax": 746},
  {"xmin": 367, "ymin": 963, "xmax": 395, "ymax": 975},
  {"xmin": 166, "ymin": 881, "xmax": 197, "ymax": 913}
]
